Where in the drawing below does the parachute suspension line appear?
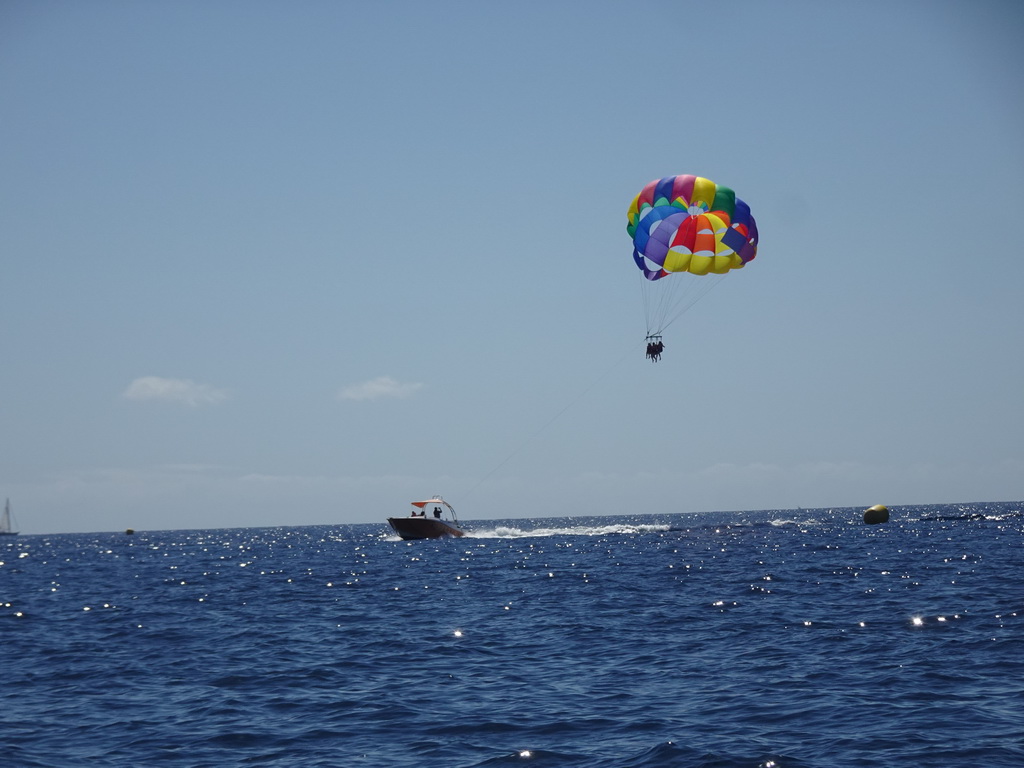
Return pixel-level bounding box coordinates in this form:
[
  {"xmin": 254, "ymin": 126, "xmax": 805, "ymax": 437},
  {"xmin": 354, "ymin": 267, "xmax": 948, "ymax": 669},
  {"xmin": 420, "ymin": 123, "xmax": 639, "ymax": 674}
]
[
  {"xmin": 461, "ymin": 341, "xmax": 637, "ymax": 504},
  {"xmin": 639, "ymin": 277, "xmax": 655, "ymax": 336},
  {"xmin": 639, "ymin": 271, "xmax": 728, "ymax": 337},
  {"xmin": 655, "ymin": 272, "xmax": 728, "ymax": 336},
  {"xmin": 639, "ymin": 273, "xmax": 682, "ymax": 336}
]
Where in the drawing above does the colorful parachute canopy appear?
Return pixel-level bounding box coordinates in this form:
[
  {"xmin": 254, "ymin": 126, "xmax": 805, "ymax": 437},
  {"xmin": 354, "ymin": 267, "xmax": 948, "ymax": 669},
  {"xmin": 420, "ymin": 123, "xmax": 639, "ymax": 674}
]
[{"xmin": 627, "ymin": 175, "xmax": 758, "ymax": 281}]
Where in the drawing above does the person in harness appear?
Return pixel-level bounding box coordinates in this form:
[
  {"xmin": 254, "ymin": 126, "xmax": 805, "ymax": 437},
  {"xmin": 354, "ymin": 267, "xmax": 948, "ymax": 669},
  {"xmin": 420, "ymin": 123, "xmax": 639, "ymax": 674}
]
[{"xmin": 645, "ymin": 336, "xmax": 664, "ymax": 362}]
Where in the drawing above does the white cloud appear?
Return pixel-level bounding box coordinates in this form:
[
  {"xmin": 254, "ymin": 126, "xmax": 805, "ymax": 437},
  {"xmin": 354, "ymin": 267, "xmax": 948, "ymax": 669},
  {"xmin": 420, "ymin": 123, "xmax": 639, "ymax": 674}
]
[
  {"xmin": 338, "ymin": 375, "xmax": 423, "ymax": 401},
  {"xmin": 122, "ymin": 376, "xmax": 229, "ymax": 406}
]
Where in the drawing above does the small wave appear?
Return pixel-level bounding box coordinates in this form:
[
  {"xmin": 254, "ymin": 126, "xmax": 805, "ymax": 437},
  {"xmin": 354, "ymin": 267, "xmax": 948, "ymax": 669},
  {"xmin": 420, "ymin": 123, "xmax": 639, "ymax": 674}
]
[
  {"xmin": 466, "ymin": 741, "xmax": 806, "ymax": 768},
  {"xmin": 468, "ymin": 747, "xmax": 589, "ymax": 765},
  {"xmin": 920, "ymin": 513, "xmax": 1011, "ymax": 522}
]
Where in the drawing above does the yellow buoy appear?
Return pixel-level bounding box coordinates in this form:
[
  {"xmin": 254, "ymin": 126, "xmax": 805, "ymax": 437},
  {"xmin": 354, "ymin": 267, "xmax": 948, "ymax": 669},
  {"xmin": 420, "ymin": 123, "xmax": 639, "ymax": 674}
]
[{"xmin": 863, "ymin": 505, "xmax": 889, "ymax": 524}]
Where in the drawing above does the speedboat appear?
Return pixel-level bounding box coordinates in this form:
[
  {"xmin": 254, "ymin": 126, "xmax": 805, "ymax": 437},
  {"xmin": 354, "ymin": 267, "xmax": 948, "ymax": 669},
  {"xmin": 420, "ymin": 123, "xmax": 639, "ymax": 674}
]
[{"xmin": 387, "ymin": 496, "xmax": 464, "ymax": 540}]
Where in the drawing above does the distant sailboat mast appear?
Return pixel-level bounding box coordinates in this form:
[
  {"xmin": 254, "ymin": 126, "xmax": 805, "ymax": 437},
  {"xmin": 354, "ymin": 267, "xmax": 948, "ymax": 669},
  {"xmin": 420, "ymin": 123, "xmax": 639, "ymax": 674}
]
[{"xmin": 1, "ymin": 498, "xmax": 18, "ymax": 536}]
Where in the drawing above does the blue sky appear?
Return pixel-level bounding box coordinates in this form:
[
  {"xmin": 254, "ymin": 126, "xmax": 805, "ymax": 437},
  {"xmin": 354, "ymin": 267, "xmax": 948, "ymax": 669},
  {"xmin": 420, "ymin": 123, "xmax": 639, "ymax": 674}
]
[{"xmin": 2, "ymin": 1, "xmax": 1022, "ymax": 534}]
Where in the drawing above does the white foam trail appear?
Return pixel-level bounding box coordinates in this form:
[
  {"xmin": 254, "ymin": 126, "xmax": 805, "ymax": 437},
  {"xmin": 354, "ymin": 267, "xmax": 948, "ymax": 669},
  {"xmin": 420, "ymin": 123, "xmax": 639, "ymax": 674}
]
[
  {"xmin": 464, "ymin": 523, "xmax": 671, "ymax": 539},
  {"xmin": 769, "ymin": 517, "xmax": 822, "ymax": 527}
]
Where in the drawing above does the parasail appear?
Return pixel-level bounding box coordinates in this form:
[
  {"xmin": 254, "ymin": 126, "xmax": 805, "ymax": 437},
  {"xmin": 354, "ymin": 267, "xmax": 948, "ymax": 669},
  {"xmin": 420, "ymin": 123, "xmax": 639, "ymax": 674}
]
[{"xmin": 627, "ymin": 175, "xmax": 758, "ymax": 359}]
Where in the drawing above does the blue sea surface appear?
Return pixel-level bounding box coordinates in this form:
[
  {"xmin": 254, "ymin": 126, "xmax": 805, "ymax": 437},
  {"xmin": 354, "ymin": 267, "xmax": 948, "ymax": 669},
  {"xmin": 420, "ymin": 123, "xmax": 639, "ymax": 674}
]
[{"xmin": 2, "ymin": 502, "xmax": 1022, "ymax": 767}]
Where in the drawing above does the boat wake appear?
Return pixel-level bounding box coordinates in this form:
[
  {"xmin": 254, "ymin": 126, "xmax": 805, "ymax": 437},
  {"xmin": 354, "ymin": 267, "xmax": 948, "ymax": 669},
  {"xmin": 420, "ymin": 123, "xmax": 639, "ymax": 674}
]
[
  {"xmin": 768, "ymin": 517, "xmax": 824, "ymax": 527},
  {"xmin": 464, "ymin": 523, "xmax": 672, "ymax": 539}
]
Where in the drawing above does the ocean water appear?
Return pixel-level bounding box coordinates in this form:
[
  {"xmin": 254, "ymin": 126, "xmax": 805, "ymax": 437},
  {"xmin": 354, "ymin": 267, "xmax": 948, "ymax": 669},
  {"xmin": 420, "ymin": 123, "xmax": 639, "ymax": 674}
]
[{"xmin": 2, "ymin": 502, "xmax": 1022, "ymax": 768}]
